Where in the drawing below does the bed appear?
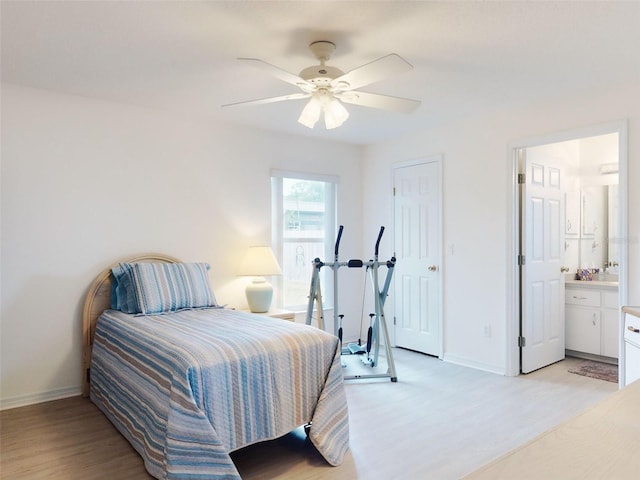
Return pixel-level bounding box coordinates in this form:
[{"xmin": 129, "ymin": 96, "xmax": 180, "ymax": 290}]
[{"xmin": 82, "ymin": 253, "xmax": 349, "ymax": 479}]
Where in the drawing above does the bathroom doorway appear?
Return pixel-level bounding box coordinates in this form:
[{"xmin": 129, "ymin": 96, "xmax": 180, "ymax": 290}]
[{"xmin": 508, "ymin": 122, "xmax": 628, "ymax": 376}]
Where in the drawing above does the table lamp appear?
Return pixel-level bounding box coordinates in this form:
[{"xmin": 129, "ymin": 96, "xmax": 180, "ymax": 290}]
[{"xmin": 237, "ymin": 246, "xmax": 282, "ymax": 313}]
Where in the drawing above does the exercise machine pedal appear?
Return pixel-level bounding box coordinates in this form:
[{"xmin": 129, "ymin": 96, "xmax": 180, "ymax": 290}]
[{"xmin": 348, "ymin": 342, "xmax": 367, "ymax": 355}]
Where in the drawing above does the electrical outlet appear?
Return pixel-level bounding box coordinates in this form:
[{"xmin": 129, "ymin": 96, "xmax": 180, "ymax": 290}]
[{"xmin": 483, "ymin": 325, "xmax": 492, "ymax": 338}]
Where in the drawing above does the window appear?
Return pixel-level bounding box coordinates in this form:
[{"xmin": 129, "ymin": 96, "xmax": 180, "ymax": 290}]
[{"xmin": 271, "ymin": 171, "xmax": 337, "ymax": 311}]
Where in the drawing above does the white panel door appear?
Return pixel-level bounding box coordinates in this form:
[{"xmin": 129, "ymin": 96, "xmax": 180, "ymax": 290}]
[
  {"xmin": 522, "ymin": 154, "xmax": 565, "ymax": 373},
  {"xmin": 393, "ymin": 160, "xmax": 442, "ymax": 356}
]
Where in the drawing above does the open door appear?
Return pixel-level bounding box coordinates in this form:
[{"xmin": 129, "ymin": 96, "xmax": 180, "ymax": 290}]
[
  {"xmin": 510, "ymin": 123, "xmax": 627, "ymax": 378},
  {"xmin": 520, "ymin": 149, "xmax": 566, "ymax": 373}
]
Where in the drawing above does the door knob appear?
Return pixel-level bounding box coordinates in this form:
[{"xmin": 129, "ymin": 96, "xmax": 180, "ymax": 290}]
[
  {"xmin": 560, "ymin": 266, "xmax": 570, "ymax": 273},
  {"xmin": 428, "ymin": 265, "xmax": 438, "ymax": 272}
]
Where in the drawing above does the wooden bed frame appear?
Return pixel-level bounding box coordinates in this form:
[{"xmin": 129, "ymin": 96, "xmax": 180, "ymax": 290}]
[{"xmin": 81, "ymin": 253, "xmax": 182, "ymax": 397}]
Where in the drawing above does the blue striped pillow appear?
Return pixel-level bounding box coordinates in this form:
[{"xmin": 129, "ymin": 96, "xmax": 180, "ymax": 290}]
[
  {"xmin": 125, "ymin": 262, "xmax": 218, "ymax": 315},
  {"xmin": 111, "ymin": 263, "xmax": 141, "ymax": 314}
]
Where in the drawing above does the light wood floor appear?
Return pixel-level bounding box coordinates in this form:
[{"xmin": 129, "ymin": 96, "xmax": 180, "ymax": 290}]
[{"xmin": 1, "ymin": 350, "xmax": 617, "ymax": 480}]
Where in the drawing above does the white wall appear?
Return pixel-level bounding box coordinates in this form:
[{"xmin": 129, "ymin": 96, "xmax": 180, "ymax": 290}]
[
  {"xmin": 3, "ymin": 79, "xmax": 638, "ymax": 406},
  {"xmin": 0, "ymin": 84, "xmax": 363, "ymax": 408},
  {"xmin": 579, "ymin": 134, "xmax": 620, "ymax": 186},
  {"xmin": 362, "ymin": 80, "xmax": 640, "ymax": 374}
]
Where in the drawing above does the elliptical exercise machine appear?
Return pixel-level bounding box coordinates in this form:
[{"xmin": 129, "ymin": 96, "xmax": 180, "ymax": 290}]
[{"xmin": 305, "ymin": 225, "xmax": 398, "ymax": 382}]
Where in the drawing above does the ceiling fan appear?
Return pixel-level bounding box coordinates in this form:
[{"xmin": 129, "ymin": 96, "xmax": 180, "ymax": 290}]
[{"xmin": 222, "ymin": 41, "xmax": 421, "ymax": 129}]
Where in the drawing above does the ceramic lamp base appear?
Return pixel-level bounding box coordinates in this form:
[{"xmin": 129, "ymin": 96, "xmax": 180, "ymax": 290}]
[{"xmin": 245, "ymin": 277, "xmax": 273, "ymax": 313}]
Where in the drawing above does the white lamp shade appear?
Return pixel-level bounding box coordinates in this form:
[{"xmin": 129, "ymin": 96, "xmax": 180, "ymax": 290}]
[
  {"xmin": 237, "ymin": 246, "xmax": 282, "ymax": 276},
  {"xmin": 323, "ymin": 98, "xmax": 349, "ymax": 129},
  {"xmin": 238, "ymin": 246, "xmax": 282, "ymax": 313},
  {"xmin": 298, "ymin": 98, "xmax": 322, "ymax": 128},
  {"xmin": 298, "ymin": 90, "xmax": 350, "ymax": 130}
]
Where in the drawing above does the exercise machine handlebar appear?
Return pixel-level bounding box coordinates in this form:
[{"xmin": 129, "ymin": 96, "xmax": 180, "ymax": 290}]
[
  {"xmin": 374, "ymin": 226, "xmax": 384, "ymax": 257},
  {"xmin": 334, "ymin": 225, "xmax": 344, "ymax": 257}
]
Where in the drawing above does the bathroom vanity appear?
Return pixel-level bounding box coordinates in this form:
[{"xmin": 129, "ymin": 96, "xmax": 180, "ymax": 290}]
[{"xmin": 565, "ymin": 279, "xmax": 618, "ymax": 361}]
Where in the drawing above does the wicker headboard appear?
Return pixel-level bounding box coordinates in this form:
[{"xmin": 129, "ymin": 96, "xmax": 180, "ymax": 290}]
[{"xmin": 81, "ymin": 253, "xmax": 181, "ymax": 397}]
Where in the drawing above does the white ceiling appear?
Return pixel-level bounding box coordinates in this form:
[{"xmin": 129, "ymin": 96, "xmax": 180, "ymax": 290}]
[{"xmin": 2, "ymin": 1, "xmax": 639, "ymax": 145}]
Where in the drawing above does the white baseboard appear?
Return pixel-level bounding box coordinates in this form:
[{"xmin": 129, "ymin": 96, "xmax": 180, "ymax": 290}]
[
  {"xmin": 443, "ymin": 353, "xmax": 506, "ymax": 376},
  {"xmin": 0, "ymin": 385, "xmax": 81, "ymax": 411}
]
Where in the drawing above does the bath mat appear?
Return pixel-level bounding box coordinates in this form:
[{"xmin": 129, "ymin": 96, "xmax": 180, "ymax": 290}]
[{"xmin": 568, "ymin": 360, "xmax": 618, "ymax": 383}]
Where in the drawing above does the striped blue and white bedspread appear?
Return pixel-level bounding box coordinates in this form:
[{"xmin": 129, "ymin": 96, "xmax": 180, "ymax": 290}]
[{"xmin": 90, "ymin": 308, "xmax": 349, "ymax": 479}]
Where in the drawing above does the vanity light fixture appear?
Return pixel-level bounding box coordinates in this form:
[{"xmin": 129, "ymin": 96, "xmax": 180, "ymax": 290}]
[{"xmin": 599, "ymin": 163, "xmax": 618, "ymax": 175}]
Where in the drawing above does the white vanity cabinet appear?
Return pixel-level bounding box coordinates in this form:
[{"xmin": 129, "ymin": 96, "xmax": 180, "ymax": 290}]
[
  {"xmin": 601, "ymin": 291, "xmax": 620, "ymax": 358},
  {"xmin": 565, "ymin": 282, "xmax": 618, "ymax": 360},
  {"xmin": 622, "ymin": 307, "xmax": 640, "ymax": 386}
]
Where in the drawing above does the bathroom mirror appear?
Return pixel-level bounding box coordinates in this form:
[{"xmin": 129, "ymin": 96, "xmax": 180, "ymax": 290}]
[
  {"xmin": 607, "ymin": 184, "xmax": 619, "ymax": 269},
  {"xmin": 540, "ymin": 131, "xmax": 620, "ymax": 279},
  {"xmin": 578, "ymin": 185, "xmax": 608, "ymax": 269},
  {"xmin": 564, "ymin": 183, "xmax": 618, "ymax": 276}
]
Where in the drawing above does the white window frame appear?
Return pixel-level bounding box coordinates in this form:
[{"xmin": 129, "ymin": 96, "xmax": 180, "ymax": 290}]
[{"xmin": 271, "ymin": 170, "xmax": 338, "ymax": 311}]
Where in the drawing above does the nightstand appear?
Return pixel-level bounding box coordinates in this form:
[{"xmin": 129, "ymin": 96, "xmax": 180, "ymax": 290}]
[{"xmin": 242, "ymin": 308, "xmax": 296, "ymax": 321}]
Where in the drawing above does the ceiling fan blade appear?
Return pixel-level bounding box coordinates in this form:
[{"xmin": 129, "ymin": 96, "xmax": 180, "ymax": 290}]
[
  {"xmin": 336, "ymin": 91, "xmax": 420, "ymax": 113},
  {"xmin": 222, "ymin": 92, "xmax": 310, "ymax": 108},
  {"xmin": 237, "ymin": 58, "xmax": 314, "ymax": 91},
  {"xmin": 331, "ymin": 54, "xmax": 413, "ymax": 91}
]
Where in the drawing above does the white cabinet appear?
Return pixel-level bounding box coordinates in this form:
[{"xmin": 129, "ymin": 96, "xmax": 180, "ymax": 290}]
[
  {"xmin": 622, "ymin": 308, "xmax": 640, "ymax": 386},
  {"xmin": 601, "ymin": 291, "xmax": 619, "ymax": 358},
  {"xmin": 624, "ymin": 338, "xmax": 640, "ymax": 386},
  {"xmin": 565, "ymin": 283, "xmax": 618, "ymax": 359},
  {"xmin": 565, "ymin": 307, "xmax": 600, "ymax": 354},
  {"xmin": 601, "ymin": 309, "xmax": 619, "ymax": 358}
]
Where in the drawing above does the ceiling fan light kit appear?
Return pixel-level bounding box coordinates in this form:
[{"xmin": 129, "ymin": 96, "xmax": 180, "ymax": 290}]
[
  {"xmin": 298, "ymin": 89, "xmax": 350, "ymax": 130},
  {"xmin": 322, "ymin": 95, "xmax": 349, "ymax": 129},
  {"xmin": 298, "ymin": 96, "xmax": 322, "ymax": 128},
  {"xmin": 223, "ymin": 40, "xmax": 420, "ymax": 130}
]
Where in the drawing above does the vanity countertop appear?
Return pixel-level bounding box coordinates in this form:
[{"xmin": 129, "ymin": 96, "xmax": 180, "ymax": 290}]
[
  {"xmin": 565, "ymin": 279, "xmax": 618, "ymax": 289},
  {"xmin": 622, "ymin": 306, "xmax": 640, "ymax": 317}
]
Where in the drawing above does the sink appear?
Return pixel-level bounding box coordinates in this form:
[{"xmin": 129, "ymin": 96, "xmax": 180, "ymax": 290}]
[{"xmin": 592, "ymin": 273, "xmax": 618, "ymax": 282}]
